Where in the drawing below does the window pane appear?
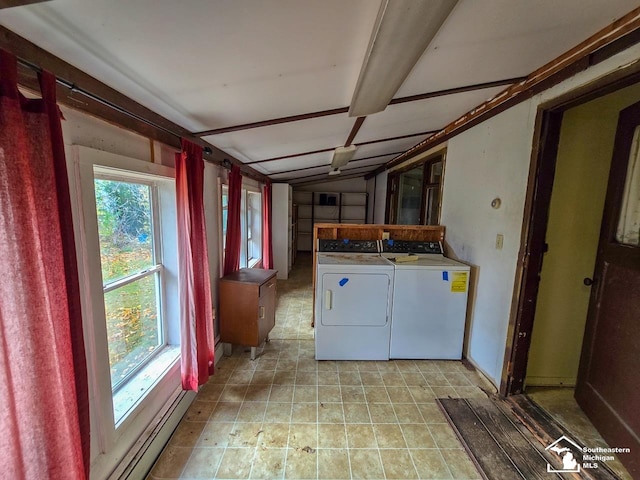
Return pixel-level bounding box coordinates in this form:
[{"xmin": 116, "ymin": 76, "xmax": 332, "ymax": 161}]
[
  {"xmin": 248, "ymin": 191, "xmax": 262, "ymax": 262},
  {"xmin": 616, "ymin": 126, "xmax": 640, "ymax": 246},
  {"xmin": 105, "ymin": 273, "xmax": 161, "ymax": 390},
  {"xmin": 95, "ymin": 179, "xmax": 154, "ymax": 283},
  {"xmin": 397, "ymin": 167, "xmax": 423, "ymax": 225},
  {"xmin": 424, "ymin": 187, "xmax": 440, "ymax": 225},
  {"xmin": 429, "ymin": 160, "xmax": 443, "ymax": 184}
]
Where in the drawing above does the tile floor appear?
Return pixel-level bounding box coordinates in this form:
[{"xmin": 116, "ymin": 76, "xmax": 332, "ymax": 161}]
[{"xmin": 148, "ymin": 253, "xmax": 487, "ymax": 479}]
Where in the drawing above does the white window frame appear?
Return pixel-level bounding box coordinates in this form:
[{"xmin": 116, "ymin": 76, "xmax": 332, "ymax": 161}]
[
  {"xmin": 68, "ymin": 146, "xmax": 185, "ymax": 479},
  {"xmin": 218, "ymin": 180, "xmax": 263, "ymax": 272},
  {"xmin": 94, "ymin": 171, "xmax": 167, "ymax": 392}
]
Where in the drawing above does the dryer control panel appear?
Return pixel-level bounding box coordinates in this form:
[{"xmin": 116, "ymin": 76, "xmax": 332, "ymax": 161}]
[
  {"xmin": 318, "ymin": 239, "xmax": 379, "ymax": 253},
  {"xmin": 382, "ymin": 240, "xmax": 442, "ymax": 255}
]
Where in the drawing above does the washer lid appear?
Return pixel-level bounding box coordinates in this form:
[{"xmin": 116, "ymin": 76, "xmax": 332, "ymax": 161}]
[
  {"xmin": 389, "ymin": 255, "xmax": 469, "ymax": 269},
  {"xmin": 317, "ymin": 253, "xmax": 391, "ymax": 266}
]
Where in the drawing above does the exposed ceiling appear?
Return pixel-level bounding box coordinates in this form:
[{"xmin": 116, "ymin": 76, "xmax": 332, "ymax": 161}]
[{"xmin": 1, "ymin": 0, "xmax": 638, "ymax": 185}]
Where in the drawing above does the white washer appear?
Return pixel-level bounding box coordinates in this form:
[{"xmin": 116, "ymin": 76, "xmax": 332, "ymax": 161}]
[
  {"xmin": 315, "ymin": 246, "xmax": 394, "ymax": 361},
  {"xmin": 383, "ymin": 241, "xmax": 470, "ymax": 360}
]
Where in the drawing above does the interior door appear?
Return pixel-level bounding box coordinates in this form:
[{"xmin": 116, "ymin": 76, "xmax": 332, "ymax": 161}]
[{"xmin": 575, "ymin": 101, "xmax": 640, "ymax": 477}]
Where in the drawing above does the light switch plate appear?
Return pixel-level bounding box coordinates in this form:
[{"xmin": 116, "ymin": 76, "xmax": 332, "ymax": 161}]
[{"xmin": 496, "ymin": 234, "xmax": 504, "ymax": 250}]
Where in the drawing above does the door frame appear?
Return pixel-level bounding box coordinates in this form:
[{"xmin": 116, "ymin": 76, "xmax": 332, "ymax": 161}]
[{"xmin": 500, "ymin": 62, "xmax": 640, "ymax": 396}]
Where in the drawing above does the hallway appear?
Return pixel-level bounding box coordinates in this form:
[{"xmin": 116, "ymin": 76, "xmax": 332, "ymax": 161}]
[{"xmin": 148, "ymin": 254, "xmax": 488, "ymax": 479}]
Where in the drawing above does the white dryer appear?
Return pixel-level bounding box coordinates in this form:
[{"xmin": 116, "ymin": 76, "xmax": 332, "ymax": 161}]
[
  {"xmin": 382, "ymin": 240, "xmax": 470, "ymax": 360},
  {"xmin": 315, "ymin": 240, "xmax": 394, "ymax": 360}
]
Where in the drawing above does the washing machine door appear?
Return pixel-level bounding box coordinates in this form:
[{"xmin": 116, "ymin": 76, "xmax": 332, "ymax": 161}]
[{"xmin": 320, "ymin": 273, "xmax": 390, "ymax": 327}]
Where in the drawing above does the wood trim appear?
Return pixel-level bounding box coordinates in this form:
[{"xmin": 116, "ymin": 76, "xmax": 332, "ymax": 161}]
[
  {"xmin": 195, "ymin": 78, "xmax": 525, "ymax": 137},
  {"xmin": 501, "ymin": 109, "xmax": 564, "ymax": 396},
  {"xmin": 268, "ymin": 152, "xmax": 401, "ymax": 176},
  {"xmin": 388, "ymin": 76, "xmax": 527, "ymax": 106},
  {"xmin": 345, "ymin": 116, "xmax": 366, "ymax": 146},
  {"xmin": 0, "ymin": 0, "xmax": 50, "ymax": 8},
  {"xmin": 368, "ymin": 9, "xmax": 640, "ymax": 178},
  {"xmin": 287, "ymin": 164, "xmax": 377, "ymax": 183},
  {"xmin": 246, "ymin": 147, "xmax": 334, "ymax": 165},
  {"xmin": 0, "ymin": 26, "xmax": 269, "ymax": 183},
  {"xmin": 291, "ymin": 171, "xmax": 372, "ymax": 187},
  {"xmin": 246, "ymin": 130, "xmax": 437, "ymax": 165}
]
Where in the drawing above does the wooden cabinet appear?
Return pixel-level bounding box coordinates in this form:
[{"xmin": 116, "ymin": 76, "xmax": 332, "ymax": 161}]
[{"xmin": 219, "ymin": 268, "xmax": 277, "ymax": 359}]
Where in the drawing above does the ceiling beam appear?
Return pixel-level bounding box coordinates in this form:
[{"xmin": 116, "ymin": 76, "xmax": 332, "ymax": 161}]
[
  {"xmin": 291, "ymin": 171, "xmax": 374, "ymax": 186},
  {"xmin": 0, "ymin": 26, "xmax": 269, "ymax": 183},
  {"xmin": 0, "ymin": 0, "xmax": 50, "ymax": 8},
  {"xmin": 285, "ymin": 164, "xmax": 378, "ymax": 183},
  {"xmin": 194, "ymin": 77, "xmax": 526, "ymax": 137},
  {"xmin": 266, "ymin": 151, "xmax": 403, "ymax": 176},
  {"xmin": 245, "ymin": 130, "xmax": 437, "ymax": 165},
  {"xmin": 344, "ymin": 116, "xmax": 366, "ymax": 146}
]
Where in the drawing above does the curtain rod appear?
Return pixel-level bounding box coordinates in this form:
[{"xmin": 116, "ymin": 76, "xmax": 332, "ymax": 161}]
[{"xmin": 16, "ymin": 57, "xmax": 219, "ymax": 160}]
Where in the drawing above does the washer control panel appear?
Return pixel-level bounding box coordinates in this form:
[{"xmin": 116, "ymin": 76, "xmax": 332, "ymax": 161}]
[
  {"xmin": 318, "ymin": 239, "xmax": 379, "ymax": 253},
  {"xmin": 382, "ymin": 240, "xmax": 442, "ymax": 254}
]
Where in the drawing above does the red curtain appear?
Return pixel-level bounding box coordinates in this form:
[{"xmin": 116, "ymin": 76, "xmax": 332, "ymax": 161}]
[
  {"xmin": 223, "ymin": 164, "xmax": 243, "ymax": 275},
  {"xmin": 175, "ymin": 139, "xmax": 215, "ymax": 391},
  {"xmin": 0, "ymin": 50, "xmax": 89, "ymax": 478},
  {"xmin": 262, "ymin": 183, "xmax": 273, "ymax": 269}
]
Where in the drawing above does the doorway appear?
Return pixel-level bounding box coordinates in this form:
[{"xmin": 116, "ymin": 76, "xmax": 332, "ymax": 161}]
[
  {"xmin": 525, "ymin": 84, "xmax": 640, "ymax": 388},
  {"xmin": 505, "ymin": 79, "xmax": 640, "ymax": 478}
]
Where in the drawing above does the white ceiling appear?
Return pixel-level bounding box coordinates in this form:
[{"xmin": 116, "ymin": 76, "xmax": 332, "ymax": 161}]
[{"xmin": 1, "ymin": 0, "xmax": 638, "ymax": 184}]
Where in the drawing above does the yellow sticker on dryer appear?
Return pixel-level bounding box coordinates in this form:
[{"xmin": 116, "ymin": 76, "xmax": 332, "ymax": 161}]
[{"xmin": 451, "ymin": 272, "xmax": 468, "ymax": 293}]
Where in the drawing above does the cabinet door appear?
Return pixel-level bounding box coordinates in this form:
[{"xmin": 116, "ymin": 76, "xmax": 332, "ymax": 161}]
[{"xmin": 258, "ymin": 283, "xmax": 276, "ymax": 342}]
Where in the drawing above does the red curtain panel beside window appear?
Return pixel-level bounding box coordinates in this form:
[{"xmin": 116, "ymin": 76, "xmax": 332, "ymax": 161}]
[
  {"xmin": 262, "ymin": 182, "xmax": 273, "ymax": 269},
  {"xmin": 175, "ymin": 139, "xmax": 215, "ymax": 390},
  {"xmin": 0, "ymin": 50, "xmax": 89, "ymax": 479},
  {"xmin": 223, "ymin": 164, "xmax": 243, "ymax": 275}
]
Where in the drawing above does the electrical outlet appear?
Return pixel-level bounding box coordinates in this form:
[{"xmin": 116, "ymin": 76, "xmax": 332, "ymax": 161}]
[
  {"xmin": 382, "ymin": 231, "xmax": 390, "ymax": 240},
  {"xmin": 495, "ymin": 234, "xmax": 504, "ymax": 250}
]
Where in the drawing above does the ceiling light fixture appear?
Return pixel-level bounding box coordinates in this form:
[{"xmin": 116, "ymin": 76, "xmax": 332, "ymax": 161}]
[
  {"xmin": 330, "ymin": 145, "xmax": 358, "ymax": 169},
  {"xmin": 348, "ymin": 0, "xmax": 458, "ymax": 117}
]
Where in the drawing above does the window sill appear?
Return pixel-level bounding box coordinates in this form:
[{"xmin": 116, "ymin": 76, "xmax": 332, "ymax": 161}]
[
  {"xmin": 248, "ymin": 258, "xmax": 262, "ymax": 268},
  {"xmin": 113, "ymin": 345, "xmax": 180, "ymax": 426}
]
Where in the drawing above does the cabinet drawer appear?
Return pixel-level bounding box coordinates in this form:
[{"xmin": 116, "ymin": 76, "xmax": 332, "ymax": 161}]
[{"xmin": 259, "ymin": 277, "xmax": 277, "ymax": 297}]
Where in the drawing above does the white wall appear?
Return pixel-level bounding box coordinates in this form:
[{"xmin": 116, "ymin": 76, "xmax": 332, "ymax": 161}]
[
  {"xmin": 438, "ymin": 42, "xmax": 640, "ymax": 387},
  {"xmin": 366, "ymin": 178, "xmax": 375, "ymax": 223},
  {"xmin": 441, "ymin": 101, "xmax": 534, "ymax": 385},
  {"xmin": 373, "ymin": 170, "xmax": 388, "ymax": 224}
]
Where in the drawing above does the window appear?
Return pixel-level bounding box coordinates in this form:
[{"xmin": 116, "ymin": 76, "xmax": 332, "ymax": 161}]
[
  {"xmin": 94, "ymin": 176, "xmax": 164, "ymax": 391},
  {"xmin": 221, "ymin": 184, "xmax": 228, "ymax": 261},
  {"xmin": 387, "ymin": 153, "xmax": 444, "ymax": 225},
  {"xmin": 220, "ymin": 183, "xmax": 262, "ymax": 270},
  {"xmin": 91, "ymin": 167, "xmax": 180, "ymax": 426},
  {"xmin": 246, "ymin": 190, "xmax": 262, "ymax": 267},
  {"xmin": 70, "ymin": 147, "xmax": 183, "ymax": 477}
]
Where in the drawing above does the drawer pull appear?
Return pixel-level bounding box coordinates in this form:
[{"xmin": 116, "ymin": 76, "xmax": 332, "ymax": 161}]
[
  {"xmin": 324, "ymin": 290, "xmax": 332, "ymax": 310},
  {"xmin": 259, "ymin": 306, "xmax": 265, "ymax": 319}
]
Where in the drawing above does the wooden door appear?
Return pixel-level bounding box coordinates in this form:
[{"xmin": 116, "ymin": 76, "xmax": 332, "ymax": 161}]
[{"xmin": 575, "ymin": 101, "xmax": 640, "ymax": 477}]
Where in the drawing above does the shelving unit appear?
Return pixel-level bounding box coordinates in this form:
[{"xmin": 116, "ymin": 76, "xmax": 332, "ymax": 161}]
[
  {"xmin": 293, "ymin": 191, "xmax": 313, "ymax": 251},
  {"xmin": 292, "ymin": 190, "xmax": 368, "ymax": 251},
  {"xmin": 341, "ymin": 192, "xmax": 367, "ymax": 224}
]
